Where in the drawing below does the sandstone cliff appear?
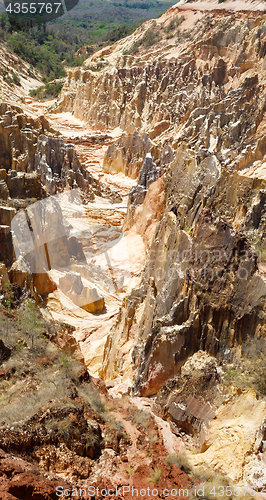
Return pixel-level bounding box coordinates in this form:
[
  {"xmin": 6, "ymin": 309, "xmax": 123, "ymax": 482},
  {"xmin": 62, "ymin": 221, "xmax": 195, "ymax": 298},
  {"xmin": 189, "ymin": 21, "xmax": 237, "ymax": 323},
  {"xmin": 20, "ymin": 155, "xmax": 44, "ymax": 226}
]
[
  {"xmin": 53, "ymin": 1, "xmax": 266, "ymax": 486},
  {"xmin": 0, "ymin": 40, "xmax": 42, "ymax": 104},
  {"xmin": 0, "ymin": 101, "xmax": 125, "ymax": 303},
  {"xmin": 3, "ymin": 0, "xmax": 266, "ymax": 492},
  {"xmin": 69, "ymin": 3, "xmax": 266, "ymax": 394}
]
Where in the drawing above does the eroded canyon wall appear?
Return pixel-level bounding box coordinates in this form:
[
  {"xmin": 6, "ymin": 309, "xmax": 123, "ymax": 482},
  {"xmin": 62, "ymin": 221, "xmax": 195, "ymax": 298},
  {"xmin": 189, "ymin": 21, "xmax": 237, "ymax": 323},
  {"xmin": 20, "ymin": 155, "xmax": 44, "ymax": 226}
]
[{"xmin": 59, "ymin": 6, "xmax": 266, "ymax": 395}]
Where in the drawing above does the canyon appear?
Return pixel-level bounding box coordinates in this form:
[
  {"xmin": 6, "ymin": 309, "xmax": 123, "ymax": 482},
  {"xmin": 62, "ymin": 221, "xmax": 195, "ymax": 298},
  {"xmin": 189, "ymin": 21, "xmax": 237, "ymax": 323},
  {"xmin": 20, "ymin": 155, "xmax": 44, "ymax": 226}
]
[{"xmin": 2, "ymin": 0, "xmax": 266, "ymax": 497}]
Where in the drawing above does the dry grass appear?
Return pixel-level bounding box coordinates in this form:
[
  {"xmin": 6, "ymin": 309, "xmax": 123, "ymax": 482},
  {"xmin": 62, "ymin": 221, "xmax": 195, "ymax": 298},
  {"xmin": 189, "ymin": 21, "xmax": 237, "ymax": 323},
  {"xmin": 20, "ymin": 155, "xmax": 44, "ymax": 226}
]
[
  {"xmin": 223, "ymin": 351, "xmax": 266, "ymax": 397},
  {"xmin": 147, "ymin": 467, "xmax": 162, "ymax": 485},
  {"xmin": 0, "ymin": 306, "xmax": 102, "ymax": 426},
  {"xmin": 148, "ymin": 429, "xmax": 158, "ymax": 444},
  {"xmin": 165, "ymin": 450, "xmax": 192, "ymax": 474},
  {"xmin": 165, "ymin": 457, "xmax": 254, "ymax": 500},
  {"xmin": 133, "ymin": 409, "xmax": 152, "ymax": 429}
]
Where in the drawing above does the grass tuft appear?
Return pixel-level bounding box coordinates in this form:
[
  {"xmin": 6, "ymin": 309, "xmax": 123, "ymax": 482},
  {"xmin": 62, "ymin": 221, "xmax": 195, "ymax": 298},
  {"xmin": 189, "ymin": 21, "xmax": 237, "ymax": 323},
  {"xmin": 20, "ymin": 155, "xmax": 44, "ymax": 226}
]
[{"xmin": 147, "ymin": 467, "xmax": 162, "ymax": 485}]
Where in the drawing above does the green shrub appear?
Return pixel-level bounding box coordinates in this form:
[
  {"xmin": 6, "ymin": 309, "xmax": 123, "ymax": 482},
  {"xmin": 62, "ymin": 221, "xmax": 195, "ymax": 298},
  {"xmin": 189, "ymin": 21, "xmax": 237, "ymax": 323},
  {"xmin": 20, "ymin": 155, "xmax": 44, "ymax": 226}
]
[
  {"xmin": 27, "ymin": 64, "xmax": 34, "ymax": 77},
  {"xmin": 167, "ymin": 19, "xmax": 175, "ymax": 32},
  {"xmin": 184, "ymin": 226, "xmax": 193, "ymax": 236},
  {"xmin": 12, "ymin": 71, "xmax": 21, "ymax": 85},
  {"xmin": 176, "ymin": 15, "xmax": 185, "ymax": 27},
  {"xmin": 165, "ymin": 15, "xmax": 185, "ymax": 33},
  {"xmin": 142, "ymin": 27, "xmax": 161, "ymax": 47},
  {"xmin": 64, "ymin": 53, "xmax": 87, "ymax": 67},
  {"xmin": 127, "ymin": 26, "xmax": 161, "ymax": 54},
  {"xmin": 29, "ymin": 81, "xmax": 63, "ymax": 100}
]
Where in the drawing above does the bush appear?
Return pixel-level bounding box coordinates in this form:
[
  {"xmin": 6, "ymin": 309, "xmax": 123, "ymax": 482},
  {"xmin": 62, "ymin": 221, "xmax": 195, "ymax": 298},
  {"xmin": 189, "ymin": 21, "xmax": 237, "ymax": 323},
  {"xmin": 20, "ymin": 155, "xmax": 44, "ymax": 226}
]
[
  {"xmin": 147, "ymin": 467, "xmax": 162, "ymax": 485},
  {"xmin": 166, "ymin": 19, "xmax": 175, "ymax": 32},
  {"xmin": 184, "ymin": 226, "xmax": 193, "ymax": 236},
  {"xmin": 104, "ymin": 23, "xmax": 135, "ymax": 42},
  {"xmin": 133, "ymin": 409, "xmax": 151, "ymax": 429},
  {"xmin": 127, "ymin": 26, "xmax": 161, "ymax": 54},
  {"xmin": 165, "ymin": 451, "xmax": 192, "ymax": 474},
  {"xmin": 64, "ymin": 53, "xmax": 87, "ymax": 67},
  {"xmin": 176, "ymin": 15, "xmax": 185, "ymax": 27},
  {"xmin": 223, "ymin": 353, "xmax": 266, "ymax": 397},
  {"xmin": 12, "ymin": 71, "xmax": 21, "ymax": 85},
  {"xmin": 148, "ymin": 429, "xmax": 158, "ymax": 444},
  {"xmin": 78, "ymin": 382, "xmax": 106, "ymax": 415},
  {"xmin": 165, "ymin": 15, "xmax": 185, "ymax": 33},
  {"xmin": 29, "ymin": 81, "xmax": 63, "ymax": 100},
  {"xmin": 27, "ymin": 64, "xmax": 35, "ymax": 77},
  {"xmin": 142, "ymin": 27, "xmax": 161, "ymax": 48}
]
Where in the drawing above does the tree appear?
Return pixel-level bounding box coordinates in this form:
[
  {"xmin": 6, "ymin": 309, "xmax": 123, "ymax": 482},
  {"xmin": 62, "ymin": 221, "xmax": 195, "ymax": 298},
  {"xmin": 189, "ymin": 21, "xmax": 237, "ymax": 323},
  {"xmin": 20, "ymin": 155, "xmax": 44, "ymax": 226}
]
[
  {"xmin": 19, "ymin": 300, "xmax": 43, "ymax": 348},
  {"xmin": 2, "ymin": 283, "xmax": 14, "ymax": 339},
  {"xmin": 0, "ymin": 303, "xmax": 9, "ymax": 339}
]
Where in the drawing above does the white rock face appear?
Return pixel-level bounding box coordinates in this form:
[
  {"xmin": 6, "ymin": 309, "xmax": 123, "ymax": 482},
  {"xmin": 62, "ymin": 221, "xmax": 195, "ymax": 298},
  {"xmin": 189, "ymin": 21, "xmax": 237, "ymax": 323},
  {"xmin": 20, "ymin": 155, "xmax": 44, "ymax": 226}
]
[
  {"xmin": 58, "ymin": 271, "xmax": 105, "ymax": 314},
  {"xmin": 192, "ymin": 389, "xmax": 266, "ymax": 483}
]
